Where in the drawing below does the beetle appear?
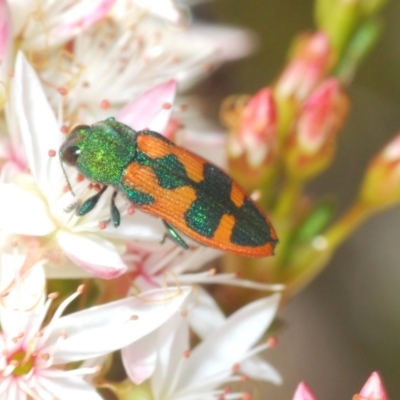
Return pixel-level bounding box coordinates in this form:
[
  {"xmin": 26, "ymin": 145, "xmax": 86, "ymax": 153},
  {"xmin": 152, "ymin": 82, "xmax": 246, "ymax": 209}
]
[{"xmin": 59, "ymin": 117, "xmax": 278, "ymax": 257}]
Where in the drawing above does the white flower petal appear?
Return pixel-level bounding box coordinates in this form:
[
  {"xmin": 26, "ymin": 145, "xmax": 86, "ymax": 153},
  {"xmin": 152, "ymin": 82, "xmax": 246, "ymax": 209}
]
[
  {"xmin": 121, "ymin": 330, "xmax": 158, "ymax": 385},
  {"xmin": 177, "ymin": 294, "xmax": 281, "ymax": 390},
  {"xmin": 133, "ymin": 0, "xmax": 182, "ymax": 23},
  {"xmin": 0, "ymin": 254, "xmax": 46, "ymax": 312},
  {"xmin": 189, "ymin": 24, "xmax": 257, "ymax": 63},
  {"xmin": 187, "ymin": 286, "xmax": 225, "ymax": 338},
  {"xmin": 1, "ymin": 378, "xmax": 18, "ymax": 400},
  {"xmin": 0, "ymin": 183, "xmax": 56, "ymax": 235},
  {"xmin": 116, "ymin": 80, "xmax": 177, "ymax": 133},
  {"xmin": 0, "ymin": 299, "xmax": 44, "ymax": 342},
  {"xmin": 151, "ymin": 313, "xmax": 189, "ymax": 399},
  {"xmin": 12, "ymin": 52, "xmax": 64, "ymax": 201},
  {"xmin": 56, "ymin": 231, "xmax": 128, "ymax": 279},
  {"xmin": 47, "ymin": 287, "xmax": 191, "ymax": 363},
  {"xmin": 55, "ymin": 0, "xmax": 116, "ymax": 39},
  {"xmin": 81, "ymin": 354, "xmax": 108, "ymax": 383},
  {"xmin": 11, "ymin": 0, "xmax": 115, "ymax": 50},
  {"xmin": 100, "ymin": 209, "xmax": 164, "ymax": 243},
  {"xmin": 241, "ymin": 356, "xmax": 282, "ymax": 385},
  {"xmin": 37, "ymin": 375, "xmax": 103, "ymax": 400}
]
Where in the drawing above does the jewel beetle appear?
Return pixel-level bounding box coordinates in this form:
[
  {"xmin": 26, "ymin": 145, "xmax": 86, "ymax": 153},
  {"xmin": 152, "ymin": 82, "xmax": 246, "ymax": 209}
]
[{"xmin": 59, "ymin": 117, "xmax": 278, "ymax": 257}]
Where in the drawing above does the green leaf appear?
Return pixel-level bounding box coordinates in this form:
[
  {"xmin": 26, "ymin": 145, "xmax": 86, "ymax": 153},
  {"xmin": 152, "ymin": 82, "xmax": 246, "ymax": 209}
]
[{"xmin": 336, "ymin": 18, "xmax": 383, "ymax": 84}]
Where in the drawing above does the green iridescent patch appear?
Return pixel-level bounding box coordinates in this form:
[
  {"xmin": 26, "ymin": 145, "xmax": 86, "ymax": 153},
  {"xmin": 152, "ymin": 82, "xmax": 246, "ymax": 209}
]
[
  {"xmin": 231, "ymin": 198, "xmax": 273, "ymax": 246},
  {"xmin": 120, "ymin": 184, "xmax": 155, "ymax": 205},
  {"xmin": 185, "ymin": 164, "xmax": 232, "ymax": 237},
  {"xmin": 136, "ymin": 152, "xmax": 189, "ymax": 189}
]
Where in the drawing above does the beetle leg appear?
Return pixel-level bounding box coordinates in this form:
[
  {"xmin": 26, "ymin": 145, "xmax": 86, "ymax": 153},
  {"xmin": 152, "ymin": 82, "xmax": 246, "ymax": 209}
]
[
  {"xmin": 162, "ymin": 220, "xmax": 189, "ymax": 250},
  {"xmin": 77, "ymin": 185, "xmax": 108, "ymax": 216},
  {"xmin": 64, "ymin": 200, "xmax": 81, "ymax": 213},
  {"xmin": 110, "ymin": 191, "xmax": 120, "ymax": 227}
]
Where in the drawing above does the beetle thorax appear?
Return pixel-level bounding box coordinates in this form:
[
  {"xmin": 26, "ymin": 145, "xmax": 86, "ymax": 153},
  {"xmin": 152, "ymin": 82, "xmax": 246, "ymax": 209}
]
[{"xmin": 77, "ymin": 126, "xmax": 137, "ymax": 185}]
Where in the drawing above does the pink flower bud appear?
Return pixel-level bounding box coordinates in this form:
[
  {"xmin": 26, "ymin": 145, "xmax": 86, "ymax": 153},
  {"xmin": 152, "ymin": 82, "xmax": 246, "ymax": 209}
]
[
  {"xmin": 275, "ymin": 32, "xmax": 332, "ymax": 102},
  {"xmin": 293, "ymin": 382, "xmax": 318, "ymax": 400},
  {"xmin": 357, "ymin": 372, "xmax": 388, "ymax": 400},
  {"xmin": 297, "ymin": 78, "xmax": 348, "ymax": 154},
  {"xmin": 284, "ymin": 78, "xmax": 348, "ymax": 179},
  {"xmin": 239, "ymin": 87, "xmax": 278, "ymax": 166}
]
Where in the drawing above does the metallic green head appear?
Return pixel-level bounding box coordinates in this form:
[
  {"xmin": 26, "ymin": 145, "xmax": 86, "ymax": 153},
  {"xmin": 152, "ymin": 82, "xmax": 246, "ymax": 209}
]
[{"xmin": 59, "ymin": 117, "xmax": 138, "ymax": 185}]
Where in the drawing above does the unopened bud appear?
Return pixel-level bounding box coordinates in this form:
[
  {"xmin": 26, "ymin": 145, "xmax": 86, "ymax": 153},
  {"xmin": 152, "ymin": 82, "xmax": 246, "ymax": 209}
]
[
  {"xmin": 284, "ymin": 78, "xmax": 348, "ymax": 180},
  {"xmin": 356, "ymin": 371, "xmax": 388, "ymax": 400},
  {"xmin": 292, "ymin": 382, "xmax": 318, "ymax": 400},
  {"xmin": 239, "ymin": 88, "xmax": 278, "ymax": 167},
  {"xmin": 359, "ymin": 133, "xmax": 400, "ymax": 209},
  {"xmin": 275, "ymin": 32, "xmax": 332, "ymax": 102}
]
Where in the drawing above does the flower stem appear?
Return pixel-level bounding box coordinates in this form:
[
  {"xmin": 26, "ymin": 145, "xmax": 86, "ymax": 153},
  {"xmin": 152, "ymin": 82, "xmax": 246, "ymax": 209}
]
[
  {"xmin": 283, "ymin": 201, "xmax": 372, "ymax": 296},
  {"xmin": 324, "ymin": 201, "xmax": 371, "ymax": 250},
  {"xmin": 274, "ymin": 177, "xmax": 302, "ymax": 219}
]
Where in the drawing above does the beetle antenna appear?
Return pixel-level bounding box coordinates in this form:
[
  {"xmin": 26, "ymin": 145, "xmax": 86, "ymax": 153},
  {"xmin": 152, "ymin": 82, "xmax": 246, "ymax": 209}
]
[{"xmin": 60, "ymin": 158, "xmax": 75, "ymax": 196}]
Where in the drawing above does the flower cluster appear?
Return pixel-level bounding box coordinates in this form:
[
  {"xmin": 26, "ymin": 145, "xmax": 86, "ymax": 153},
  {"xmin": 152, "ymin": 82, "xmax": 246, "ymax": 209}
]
[
  {"xmin": 220, "ymin": 0, "xmax": 399, "ymax": 302},
  {"xmin": 0, "ymin": 0, "xmax": 395, "ymax": 398}
]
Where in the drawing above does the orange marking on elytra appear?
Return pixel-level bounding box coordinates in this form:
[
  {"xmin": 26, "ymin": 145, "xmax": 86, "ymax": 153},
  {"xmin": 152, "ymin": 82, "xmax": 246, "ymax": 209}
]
[
  {"xmin": 212, "ymin": 214, "xmax": 235, "ymax": 243},
  {"xmin": 136, "ymin": 134, "xmax": 170, "ymax": 158},
  {"xmin": 122, "ymin": 163, "xmax": 197, "ymax": 220},
  {"xmin": 230, "ymin": 182, "xmax": 245, "ymax": 208},
  {"xmin": 137, "ymin": 134, "xmax": 204, "ymax": 183}
]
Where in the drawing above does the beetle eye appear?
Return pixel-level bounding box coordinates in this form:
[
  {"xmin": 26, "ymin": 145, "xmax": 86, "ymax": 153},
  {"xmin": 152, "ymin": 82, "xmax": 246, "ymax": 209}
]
[{"xmin": 61, "ymin": 145, "xmax": 81, "ymax": 166}]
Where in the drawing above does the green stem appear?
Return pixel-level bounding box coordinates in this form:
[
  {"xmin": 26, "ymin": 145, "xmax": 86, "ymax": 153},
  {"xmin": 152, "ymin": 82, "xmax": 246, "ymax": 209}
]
[
  {"xmin": 286, "ymin": 201, "xmax": 372, "ymax": 295},
  {"xmin": 274, "ymin": 178, "xmax": 303, "ymax": 219},
  {"xmin": 258, "ymin": 164, "xmax": 280, "ymax": 210},
  {"xmin": 324, "ymin": 201, "xmax": 371, "ymax": 250}
]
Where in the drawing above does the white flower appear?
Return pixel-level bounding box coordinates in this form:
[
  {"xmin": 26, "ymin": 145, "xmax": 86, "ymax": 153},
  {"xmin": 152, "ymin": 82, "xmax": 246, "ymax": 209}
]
[
  {"xmin": 0, "ymin": 282, "xmax": 191, "ymax": 399},
  {"xmin": 125, "ymin": 242, "xmax": 284, "ymax": 293},
  {"xmin": 0, "ymin": 52, "xmax": 178, "ymax": 279},
  {"xmin": 8, "ymin": 0, "xmax": 115, "ymax": 51},
  {"xmin": 112, "ymin": 0, "xmax": 187, "ymax": 24},
  {"xmin": 0, "ymin": 51, "xmax": 259, "ymax": 283},
  {"xmin": 122, "ymin": 293, "xmax": 282, "ymax": 399},
  {"xmin": 0, "ymin": 238, "xmax": 46, "ymax": 312},
  {"xmin": 40, "ymin": 16, "xmax": 255, "ymax": 124}
]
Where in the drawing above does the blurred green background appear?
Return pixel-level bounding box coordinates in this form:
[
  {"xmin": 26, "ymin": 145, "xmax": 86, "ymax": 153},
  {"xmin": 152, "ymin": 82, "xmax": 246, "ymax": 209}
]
[{"xmin": 194, "ymin": 0, "xmax": 400, "ymax": 398}]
